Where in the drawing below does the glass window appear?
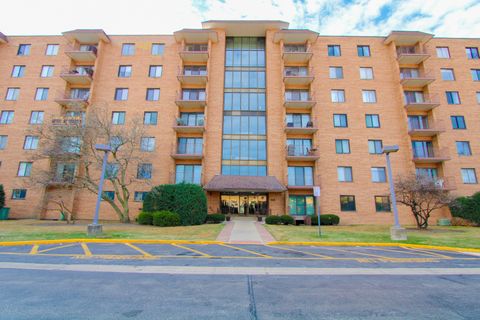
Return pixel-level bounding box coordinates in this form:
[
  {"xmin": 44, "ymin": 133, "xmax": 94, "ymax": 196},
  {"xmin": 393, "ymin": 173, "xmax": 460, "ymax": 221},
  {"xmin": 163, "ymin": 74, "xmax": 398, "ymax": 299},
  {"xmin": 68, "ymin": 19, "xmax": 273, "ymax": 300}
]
[
  {"xmin": 144, "ymin": 112, "xmax": 158, "ymax": 125},
  {"xmin": 368, "ymin": 140, "xmax": 383, "ymax": 154},
  {"xmin": 29, "ymin": 111, "xmax": 44, "ymax": 124},
  {"xmin": 11, "ymin": 65, "xmax": 25, "ymax": 78},
  {"xmin": 35, "ymin": 88, "xmax": 49, "ymax": 101},
  {"xmin": 403, "ymin": 91, "xmax": 424, "ymax": 104},
  {"xmin": 357, "ymin": 45, "xmax": 370, "ymax": 57},
  {"xmin": 289, "ymin": 195, "xmax": 315, "ymax": 216},
  {"xmin": 288, "ymin": 167, "xmax": 313, "ymax": 186},
  {"xmin": 175, "ymin": 165, "xmax": 202, "ymax": 184},
  {"xmin": 366, "ymin": 114, "xmax": 380, "ymax": 128},
  {"xmin": 112, "ymin": 112, "xmax": 126, "ymax": 125},
  {"xmin": 121, "ymin": 43, "xmax": 135, "ymax": 56},
  {"xmin": 17, "ymin": 162, "xmax": 32, "ymax": 177},
  {"xmin": 110, "ymin": 136, "xmax": 123, "ymax": 151},
  {"xmin": 416, "ymin": 168, "xmax": 438, "ymax": 180},
  {"xmin": 371, "ymin": 167, "xmax": 387, "ymax": 182},
  {"xmin": 331, "ymin": 89, "xmax": 345, "ymax": 103},
  {"xmin": 408, "ymin": 115, "xmax": 428, "ymax": 130},
  {"xmin": 456, "ymin": 141, "xmax": 472, "ymax": 156},
  {"xmin": 6, "ymin": 88, "xmax": 20, "ymax": 101},
  {"xmin": 0, "ymin": 135, "xmax": 7, "ymax": 150},
  {"xmin": 105, "ymin": 163, "xmax": 119, "ymax": 179},
  {"xmin": 335, "ymin": 139, "xmax": 350, "ymax": 154},
  {"xmin": 151, "ymin": 43, "xmax": 165, "ymax": 55},
  {"xmin": 0, "ymin": 111, "xmax": 14, "ymax": 124},
  {"xmin": 471, "ymin": 69, "xmax": 480, "ymax": 81},
  {"xmin": 55, "ymin": 163, "xmax": 76, "ymax": 182},
  {"xmin": 137, "ymin": 163, "xmax": 152, "ymax": 179},
  {"xmin": 60, "ymin": 136, "xmax": 81, "ymax": 153},
  {"xmin": 411, "ymin": 141, "xmax": 433, "ymax": 158},
  {"xmin": 285, "ymin": 90, "xmax": 309, "ymax": 102},
  {"xmin": 436, "ymin": 47, "xmax": 450, "ymax": 58},
  {"xmin": 40, "ymin": 65, "xmax": 54, "ymax": 78},
  {"xmin": 362, "ymin": 90, "xmax": 377, "ymax": 103},
  {"xmin": 102, "ymin": 191, "xmax": 115, "ymax": 201},
  {"xmin": 146, "ymin": 88, "xmax": 160, "ymax": 101},
  {"xmin": 12, "ymin": 189, "xmax": 27, "ymax": 199},
  {"xmin": 477, "ymin": 92, "xmax": 480, "ymax": 104},
  {"xmin": 359, "ymin": 67, "xmax": 373, "ymax": 80},
  {"xmin": 70, "ymin": 88, "xmax": 90, "ymax": 100},
  {"xmin": 461, "ymin": 168, "xmax": 477, "ymax": 184},
  {"xmin": 180, "ymin": 113, "xmax": 204, "ymax": 126},
  {"xmin": 466, "ymin": 47, "xmax": 479, "ymax": 59},
  {"xmin": 340, "ymin": 195, "xmax": 356, "ymax": 211},
  {"xmin": 182, "ymin": 89, "xmax": 206, "ymax": 101},
  {"xmin": 333, "ymin": 114, "xmax": 348, "ymax": 128},
  {"xmin": 17, "ymin": 44, "xmax": 31, "ymax": 56},
  {"xmin": 118, "ymin": 65, "xmax": 132, "ymax": 77},
  {"xmin": 114, "ymin": 88, "xmax": 129, "ymax": 101},
  {"xmin": 337, "ymin": 166, "xmax": 353, "ymax": 182},
  {"xmin": 23, "ymin": 136, "xmax": 39, "ymax": 150},
  {"xmin": 375, "ymin": 196, "xmax": 391, "ymax": 212},
  {"xmin": 440, "ymin": 68, "xmax": 455, "ymax": 81},
  {"xmin": 134, "ymin": 191, "xmax": 148, "ymax": 202},
  {"xmin": 45, "ymin": 44, "xmax": 59, "ymax": 56},
  {"xmin": 178, "ymin": 138, "xmax": 203, "ymax": 154},
  {"xmin": 285, "ymin": 114, "xmax": 311, "ymax": 128},
  {"xmin": 446, "ymin": 91, "xmax": 461, "ymax": 104},
  {"xmin": 328, "ymin": 45, "xmax": 341, "ymax": 57},
  {"xmin": 329, "ymin": 67, "xmax": 343, "ymax": 79},
  {"xmin": 286, "ymin": 139, "xmax": 312, "ymax": 157},
  {"xmin": 149, "ymin": 65, "xmax": 163, "ymax": 78},
  {"xmin": 140, "ymin": 137, "xmax": 155, "ymax": 152},
  {"xmin": 451, "ymin": 116, "xmax": 466, "ymax": 129}
]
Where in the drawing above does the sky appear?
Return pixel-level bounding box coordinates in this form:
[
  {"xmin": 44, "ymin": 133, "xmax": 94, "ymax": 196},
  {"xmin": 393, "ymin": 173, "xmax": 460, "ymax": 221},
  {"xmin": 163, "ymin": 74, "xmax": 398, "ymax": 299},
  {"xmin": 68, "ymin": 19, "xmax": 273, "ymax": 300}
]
[{"xmin": 1, "ymin": 0, "xmax": 479, "ymax": 37}]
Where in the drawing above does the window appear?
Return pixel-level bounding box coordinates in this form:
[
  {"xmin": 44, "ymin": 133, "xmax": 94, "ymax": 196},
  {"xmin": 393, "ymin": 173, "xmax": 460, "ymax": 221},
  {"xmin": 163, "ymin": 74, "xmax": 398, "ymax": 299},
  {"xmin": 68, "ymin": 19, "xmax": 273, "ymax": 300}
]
[
  {"xmin": 226, "ymin": 37, "xmax": 264, "ymax": 67},
  {"xmin": 12, "ymin": 189, "xmax": 27, "ymax": 200},
  {"xmin": 371, "ymin": 167, "xmax": 387, "ymax": 182},
  {"xmin": 175, "ymin": 165, "xmax": 202, "ymax": 184},
  {"xmin": 29, "ymin": 111, "xmax": 44, "ymax": 124},
  {"xmin": 359, "ymin": 67, "xmax": 373, "ymax": 80},
  {"xmin": 368, "ymin": 140, "xmax": 383, "ymax": 154},
  {"xmin": 440, "ymin": 68, "xmax": 455, "ymax": 81},
  {"xmin": 60, "ymin": 137, "xmax": 81, "ymax": 153},
  {"xmin": 184, "ymin": 65, "xmax": 207, "ymax": 76},
  {"xmin": 357, "ymin": 45, "xmax": 370, "ymax": 57},
  {"xmin": 55, "ymin": 163, "xmax": 76, "ymax": 183},
  {"xmin": 456, "ymin": 141, "xmax": 472, "ymax": 156},
  {"xmin": 329, "ymin": 66, "xmax": 343, "ymax": 79},
  {"xmin": 0, "ymin": 136, "xmax": 7, "ymax": 150},
  {"xmin": 288, "ymin": 166, "xmax": 313, "ymax": 186},
  {"xmin": 40, "ymin": 65, "xmax": 54, "ymax": 78},
  {"xmin": 180, "ymin": 113, "xmax": 204, "ymax": 126},
  {"xmin": 404, "ymin": 91, "xmax": 424, "ymax": 104},
  {"xmin": 223, "ymin": 115, "xmax": 266, "ymax": 135},
  {"xmin": 285, "ymin": 114, "xmax": 311, "ymax": 128},
  {"xmin": 337, "ymin": 166, "xmax": 353, "ymax": 182},
  {"xmin": 365, "ymin": 114, "xmax": 380, "ymax": 128},
  {"xmin": 335, "ymin": 139, "xmax": 350, "ymax": 154},
  {"xmin": 340, "ymin": 195, "xmax": 356, "ymax": 211},
  {"xmin": 466, "ymin": 47, "xmax": 479, "ymax": 59},
  {"xmin": 461, "ymin": 168, "xmax": 477, "ymax": 184},
  {"xmin": 146, "ymin": 88, "xmax": 160, "ymax": 101},
  {"xmin": 178, "ymin": 138, "xmax": 203, "ymax": 154},
  {"xmin": 17, "ymin": 44, "xmax": 31, "ymax": 56},
  {"xmin": 408, "ymin": 115, "xmax": 429, "ymax": 130},
  {"xmin": 446, "ymin": 91, "xmax": 461, "ymax": 104},
  {"xmin": 333, "ymin": 114, "xmax": 348, "ymax": 128},
  {"xmin": 23, "ymin": 136, "xmax": 39, "ymax": 150},
  {"xmin": 286, "ymin": 139, "xmax": 311, "ymax": 157},
  {"xmin": 416, "ymin": 168, "xmax": 438, "ymax": 180},
  {"xmin": 6, "ymin": 88, "xmax": 20, "ymax": 101},
  {"xmin": 102, "ymin": 191, "xmax": 115, "ymax": 201},
  {"xmin": 285, "ymin": 90, "xmax": 309, "ymax": 102},
  {"xmin": 114, "ymin": 88, "xmax": 129, "ymax": 101},
  {"xmin": 362, "ymin": 90, "xmax": 377, "ymax": 103},
  {"xmin": 224, "ymin": 92, "xmax": 266, "ymax": 111},
  {"xmin": 224, "ymin": 70, "xmax": 266, "ymax": 88},
  {"xmin": 45, "ymin": 44, "xmax": 59, "ymax": 56},
  {"xmin": 35, "ymin": 88, "xmax": 49, "ymax": 101},
  {"xmin": 121, "ymin": 43, "xmax": 135, "ymax": 56},
  {"xmin": 331, "ymin": 89, "xmax": 345, "ymax": 103},
  {"xmin": 477, "ymin": 92, "xmax": 480, "ymax": 104},
  {"xmin": 151, "ymin": 43, "xmax": 165, "ymax": 55},
  {"xmin": 471, "ymin": 69, "xmax": 480, "ymax": 81},
  {"xmin": 451, "ymin": 116, "xmax": 466, "ymax": 129},
  {"xmin": 11, "ymin": 65, "xmax": 25, "ymax": 78},
  {"xmin": 0, "ymin": 111, "xmax": 14, "ymax": 124},
  {"xmin": 105, "ymin": 163, "xmax": 119, "ymax": 179},
  {"xmin": 289, "ymin": 195, "xmax": 315, "ymax": 216},
  {"xmin": 328, "ymin": 45, "xmax": 341, "ymax": 56},
  {"xmin": 137, "ymin": 163, "xmax": 152, "ymax": 179},
  {"xmin": 112, "ymin": 112, "xmax": 126, "ymax": 125},
  {"xmin": 182, "ymin": 89, "xmax": 205, "ymax": 101},
  {"xmin": 110, "ymin": 136, "xmax": 123, "ymax": 151},
  {"xmin": 375, "ymin": 196, "xmax": 391, "ymax": 212},
  {"xmin": 18, "ymin": 162, "xmax": 32, "ymax": 177},
  {"xmin": 134, "ymin": 192, "xmax": 148, "ymax": 202},
  {"xmin": 70, "ymin": 88, "xmax": 90, "ymax": 100},
  {"xmin": 149, "ymin": 65, "xmax": 163, "ymax": 78},
  {"xmin": 411, "ymin": 141, "xmax": 433, "ymax": 158},
  {"xmin": 118, "ymin": 65, "xmax": 132, "ymax": 77},
  {"xmin": 144, "ymin": 112, "xmax": 158, "ymax": 125},
  {"xmin": 140, "ymin": 137, "xmax": 155, "ymax": 152},
  {"xmin": 436, "ymin": 47, "xmax": 450, "ymax": 58}
]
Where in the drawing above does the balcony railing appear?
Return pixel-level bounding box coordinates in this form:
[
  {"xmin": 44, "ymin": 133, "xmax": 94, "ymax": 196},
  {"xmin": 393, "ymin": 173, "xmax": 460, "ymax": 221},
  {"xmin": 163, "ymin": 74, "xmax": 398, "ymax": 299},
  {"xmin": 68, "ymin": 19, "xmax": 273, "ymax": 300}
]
[
  {"xmin": 179, "ymin": 45, "xmax": 209, "ymax": 63},
  {"xmin": 55, "ymin": 92, "xmax": 90, "ymax": 107},
  {"xmin": 284, "ymin": 93, "xmax": 316, "ymax": 109},
  {"xmin": 175, "ymin": 91, "xmax": 207, "ymax": 109},
  {"xmin": 286, "ymin": 145, "xmax": 319, "ymax": 161},
  {"xmin": 283, "ymin": 67, "xmax": 314, "ymax": 86},
  {"xmin": 177, "ymin": 67, "xmax": 208, "ymax": 85},
  {"xmin": 65, "ymin": 45, "xmax": 98, "ymax": 62},
  {"xmin": 171, "ymin": 142, "xmax": 204, "ymax": 160},
  {"xmin": 416, "ymin": 175, "xmax": 457, "ymax": 191},
  {"xmin": 282, "ymin": 46, "xmax": 313, "ymax": 63},
  {"xmin": 400, "ymin": 70, "xmax": 435, "ymax": 87},
  {"xmin": 51, "ymin": 116, "xmax": 83, "ymax": 127},
  {"xmin": 412, "ymin": 147, "xmax": 451, "ymax": 163},
  {"xmin": 60, "ymin": 66, "xmax": 94, "ymax": 84},
  {"xmin": 404, "ymin": 93, "xmax": 440, "ymax": 111},
  {"xmin": 172, "ymin": 118, "xmax": 205, "ymax": 133},
  {"xmin": 396, "ymin": 46, "xmax": 430, "ymax": 64},
  {"xmin": 408, "ymin": 119, "xmax": 445, "ymax": 136},
  {"xmin": 284, "ymin": 120, "xmax": 318, "ymax": 134}
]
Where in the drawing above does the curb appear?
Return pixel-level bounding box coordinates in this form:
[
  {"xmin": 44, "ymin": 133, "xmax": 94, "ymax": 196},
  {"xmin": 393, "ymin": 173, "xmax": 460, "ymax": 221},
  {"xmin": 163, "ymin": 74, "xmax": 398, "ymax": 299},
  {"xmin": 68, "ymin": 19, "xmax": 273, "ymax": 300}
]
[
  {"xmin": 0, "ymin": 239, "xmax": 222, "ymax": 246},
  {"xmin": 267, "ymin": 241, "xmax": 480, "ymax": 253}
]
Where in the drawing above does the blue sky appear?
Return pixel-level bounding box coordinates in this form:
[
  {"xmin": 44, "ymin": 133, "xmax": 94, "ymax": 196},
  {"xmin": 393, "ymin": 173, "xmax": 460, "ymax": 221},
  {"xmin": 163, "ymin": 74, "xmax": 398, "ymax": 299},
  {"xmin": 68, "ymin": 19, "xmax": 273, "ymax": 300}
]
[{"xmin": 1, "ymin": 0, "xmax": 479, "ymax": 37}]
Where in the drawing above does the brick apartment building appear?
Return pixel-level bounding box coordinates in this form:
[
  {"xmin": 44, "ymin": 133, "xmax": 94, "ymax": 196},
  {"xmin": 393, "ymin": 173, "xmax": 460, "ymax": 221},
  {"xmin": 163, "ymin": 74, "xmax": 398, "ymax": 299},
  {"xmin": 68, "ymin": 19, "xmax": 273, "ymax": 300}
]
[{"xmin": 0, "ymin": 20, "xmax": 479, "ymax": 224}]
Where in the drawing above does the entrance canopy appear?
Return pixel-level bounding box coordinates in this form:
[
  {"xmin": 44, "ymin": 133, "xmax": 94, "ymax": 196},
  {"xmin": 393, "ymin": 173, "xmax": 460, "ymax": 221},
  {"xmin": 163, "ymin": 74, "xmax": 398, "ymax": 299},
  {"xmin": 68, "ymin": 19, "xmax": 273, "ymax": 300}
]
[{"xmin": 204, "ymin": 175, "xmax": 286, "ymax": 193}]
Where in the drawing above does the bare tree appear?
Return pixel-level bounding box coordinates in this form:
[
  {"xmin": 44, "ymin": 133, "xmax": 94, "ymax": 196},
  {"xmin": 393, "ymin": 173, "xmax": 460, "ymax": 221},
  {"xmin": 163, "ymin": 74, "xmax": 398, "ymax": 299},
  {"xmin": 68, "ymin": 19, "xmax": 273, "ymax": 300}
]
[
  {"xmin": 395, "ymin": 174, "xmax": 454, "ymax": 229},
  {"xmin": 29, "ymin": 105, "xmax": 151, "ymax": 223}
]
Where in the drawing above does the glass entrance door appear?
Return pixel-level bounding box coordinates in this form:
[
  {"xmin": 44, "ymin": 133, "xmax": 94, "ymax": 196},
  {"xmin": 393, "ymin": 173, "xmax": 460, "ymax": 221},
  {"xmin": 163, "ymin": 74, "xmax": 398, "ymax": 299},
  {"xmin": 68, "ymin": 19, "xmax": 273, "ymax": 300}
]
[{"xmin": 220, "ymin": 194, "xmax": 268, "ymax": 215}]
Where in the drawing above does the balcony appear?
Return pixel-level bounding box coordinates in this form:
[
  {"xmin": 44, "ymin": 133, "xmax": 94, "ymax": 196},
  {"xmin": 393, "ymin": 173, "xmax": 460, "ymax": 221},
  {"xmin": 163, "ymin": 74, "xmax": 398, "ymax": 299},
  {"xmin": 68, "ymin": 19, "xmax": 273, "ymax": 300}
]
[
  {"xmin": 171, "ymin": 142, "xmax": 203, "ymax": 160},
  {"xmin": 179, "ymin": 44, "xmax": 209, "ymax": 63},
  {"xmin": 286, "ymin": 145, "xmax": 319, "ymax": 161},
  {"xmin": 60, "ymin": 66, "xmax": 93, "ymax": 85},
  {"xmin": 175, "ymin": 92, "xmax": 207, "ymax": 109},
  {"xmin": 416, "ymin": 175, "xmax": 457, "ymax": 191},
  {"xmin": 412, "ymin": 148, "xmax": 451, "ymax": 163},
  {"xmin": 177, "ymin": 69, "xmax": 208, "ymax": 85},
  {"xmin": 404, "ymin": 94, "xmax": 440, "ymax": 111},
  {"xmin": 51, "ymin": 116, "xmax": 83, "ymax": 127},
  {"xmin": 47, "ymin": 176, "xmax": 76, "ymax": 187},
  {"xmin": 284, "ymin": 96, "xmax": 316, "ymax": 109},
  {"xmin": 283, "ymin": 68, "xmax": 314, "ymax": 86},
  {"xmin": 55, "ymin": 95, "xmax": 89, "ymax": 107},
  {"xmin": 284, "ymin": 122, "xmax": 318, "ymax": 134},
  {"xmin": 396, "ymin": 47, "xmax": 430, "ymax": 65},
  {"xmin": 273, "ymin": 29, "xmax": 319, "ymax": 44},
  {"xmin": 400, "ymin": 71, "xmax": 435, "ymax": 88},
  {"xmin": 65, "ymin": 45, "xmax": 98, "ymax": 62},
  {"xmin": 282, "ymin": 47, "xmax": 313, "ymax": 64},
  {"xmin": 408, "ymin": 120, "xmax": 445, "ymax": 137},
  {"xmin": 172, "ymin": 118, "xmax": 205, "ymax": 133}
]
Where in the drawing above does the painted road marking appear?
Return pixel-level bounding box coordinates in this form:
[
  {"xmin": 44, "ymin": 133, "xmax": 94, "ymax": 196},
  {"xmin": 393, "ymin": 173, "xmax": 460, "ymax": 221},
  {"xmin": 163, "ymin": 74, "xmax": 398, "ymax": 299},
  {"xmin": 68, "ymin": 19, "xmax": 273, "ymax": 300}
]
[
  {"xmin": 37, "ymin": 244, "xmax": 78, "ymax": 254},
  {"xmin": 29, "ymin": 245, "xmax": 39, "ymax": 255},
  {"xmin": 124, "ymin": 243, "xmax": 153, "ymax": 258},
  {"xmin": 401, "ymin": 247, "xmax": 454, "ymax": 259},
  {"xmin": 171, "ymin": 243, "xmax": 212, "ymax": 258},
  {"xmin": 266, "ymin": 245, "xmax": 334, "ymax": 259},
  {"xmin": 80, "ymin": 243, "xmax": 92, "ymax": 256},
  {"xmin": 219, "ymin": 243, "xmax": 272, "ymax": 258},
  {"xmin": 315, "ymin": 247, "xmax": 397, "ymax": 261}
]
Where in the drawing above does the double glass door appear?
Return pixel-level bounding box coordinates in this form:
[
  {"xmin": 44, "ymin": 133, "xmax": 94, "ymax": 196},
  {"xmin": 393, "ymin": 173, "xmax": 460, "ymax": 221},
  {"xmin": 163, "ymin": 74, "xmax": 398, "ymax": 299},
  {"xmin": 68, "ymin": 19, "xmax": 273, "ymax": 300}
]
[{"xmin": 220, "ymin": 194, "xmax": 268, "ymax": 215}]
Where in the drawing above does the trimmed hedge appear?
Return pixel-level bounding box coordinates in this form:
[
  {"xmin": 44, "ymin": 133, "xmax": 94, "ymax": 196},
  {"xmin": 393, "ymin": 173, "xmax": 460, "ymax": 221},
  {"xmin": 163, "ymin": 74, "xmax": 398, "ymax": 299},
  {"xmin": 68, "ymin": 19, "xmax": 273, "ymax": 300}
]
[
  {"xmin": 0, "ymin": 185, "xmax": 5, "ymax": 209},
  {"xmin": 280, "ymin": 215, "xmax": 295, "ymax": 225},
  {"xmin": 137, "ymin": 212, "xmax": 153, "ymax": 225},
  {"xmin": 449, "ymin": 192, "xmax": 480, "ymax": 225},
  {"xmin": 143, "ymin": 183, "xmax": 207, "ymax": 226},
  {"xmin": 311, "ymin": 214, "xmax": 340, "ymax": 226},
  {"xmin": 265, "ymin": 215, "xmax": 281, "ymax": 225},
  {"xmin": 152, "ymin": 211, "xmax": 181, "ymax": 227},
  {"xmin": 206, "ymin": 214, "xmax": 226, "ymax": 224}
]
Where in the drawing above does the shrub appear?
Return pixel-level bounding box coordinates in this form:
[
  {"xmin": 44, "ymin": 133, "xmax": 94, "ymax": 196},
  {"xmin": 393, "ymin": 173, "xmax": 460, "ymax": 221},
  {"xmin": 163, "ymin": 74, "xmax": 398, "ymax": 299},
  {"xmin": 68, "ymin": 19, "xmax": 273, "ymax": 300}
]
[
  {"xmin": 311, "ymin": 214, "xmax": 340, "ymax": 226},
  {"xmin": 137, "ymin": 212, "xmax": 153, "ymax": 225},
  {"xmin": 449, "ymin": 192, "xmax": 480, "ymax": 225},
  {"xmin": 0, "ymin": 185, "xmax": 5, "ymax": 209},
  {"xmin": 205, "ymin": 214, "xmax": 226, "ymax": 224},
  {"xmin": 265, "ymin": 215, "xmax": 281, "ymax": 225},
  {"xmin": 143, "ymin": 183, "xmax": 207, "ymax": 226},
  {"xmin": 280, "ymin": 215, "xmax": 295, "ymax": 225},
  {"xmin": 152, "ymin": 211, "xmax": 181, "ymax": 227}
]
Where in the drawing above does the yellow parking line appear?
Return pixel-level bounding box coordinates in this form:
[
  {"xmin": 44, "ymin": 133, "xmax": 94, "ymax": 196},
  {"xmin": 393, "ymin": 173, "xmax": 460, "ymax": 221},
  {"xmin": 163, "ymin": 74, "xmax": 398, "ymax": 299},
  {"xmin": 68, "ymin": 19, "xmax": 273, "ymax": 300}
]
[
  {"xmin": 171, "ymin": 243, "xmax": 212, "ymax": 258},
  {"xmin": 266, "ymin": 245, "xmax": 334, "ymax": 259},
  {"xmin": 80, "ymin": 243, "xmax": 92, "ymax": 256},
  {"xmin": 320, "ymin": 247, "xmax": 395, "ymax": 261},
  {"xmin": 401, "ymin": 246, "xmax": 453, "ymax": 259},
  {"xmin": 29, "ymin": 245, "xmax": 39, "ymax": 255},
  {"xmin": 365, "ymin": 246, "xmax": 438, "ymax": 258},
  {"xmin": 125, "ymin": 243, "xmax": 153, "ymax": 257},
  {"xmin": 219, "ymin": 244, "xmax": 272, "ymax": 258},
  {"xmin": 38, "ymin": 243, "xmax": 77, "ymax": 254}
]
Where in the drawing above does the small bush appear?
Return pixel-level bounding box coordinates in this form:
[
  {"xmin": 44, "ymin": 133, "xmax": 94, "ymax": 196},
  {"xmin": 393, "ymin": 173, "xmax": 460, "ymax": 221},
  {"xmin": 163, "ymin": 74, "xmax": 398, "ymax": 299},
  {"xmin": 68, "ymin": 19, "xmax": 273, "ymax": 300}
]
[
  {"xmin": 311, "ymin": 214, "xmax": 340, "ymax": 226},
  {"xmin": 265, "ymin": 215, "xmax": 281, "ymax": 225},
  {"xmin": 137, "ymin": 212, "xmax": 153, "ymax": 225},
  {"xmin": 0, "ymin": 185, "xmax": 5, "ymax": 209},
  {"xmin": 206, "ymin": 214, "xmax": 226, "ymax": 224},
  {"xmin": 280, "ymin": 215, "xmax": 295, "ymax": 225},
  {"xmin": 449, "ymin": 192, "xmax": 480, "ymax": 225},
  {"xmin": 152, "ymin": 211, "xmax": 181, "ymax": 227}
]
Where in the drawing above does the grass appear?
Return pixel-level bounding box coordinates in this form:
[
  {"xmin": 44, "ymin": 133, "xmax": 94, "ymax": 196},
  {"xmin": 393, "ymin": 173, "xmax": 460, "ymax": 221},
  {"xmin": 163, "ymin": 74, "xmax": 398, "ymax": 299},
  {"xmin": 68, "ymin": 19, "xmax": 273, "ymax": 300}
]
[
  {"xmin": 264, "ymin": 224, "xmax": 480, "ymax": 249},
  {"xmin": 0, "ymin": 219, "xmax": 224, "ymax": 242}
]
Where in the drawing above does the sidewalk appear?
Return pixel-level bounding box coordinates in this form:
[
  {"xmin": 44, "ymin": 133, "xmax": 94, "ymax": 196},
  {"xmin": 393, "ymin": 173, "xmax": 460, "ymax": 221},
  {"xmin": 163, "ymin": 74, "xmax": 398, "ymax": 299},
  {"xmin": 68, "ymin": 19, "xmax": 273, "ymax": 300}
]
[{"xmin": 216, "ymin": 217, "xmax": 275, "ymax": 244}]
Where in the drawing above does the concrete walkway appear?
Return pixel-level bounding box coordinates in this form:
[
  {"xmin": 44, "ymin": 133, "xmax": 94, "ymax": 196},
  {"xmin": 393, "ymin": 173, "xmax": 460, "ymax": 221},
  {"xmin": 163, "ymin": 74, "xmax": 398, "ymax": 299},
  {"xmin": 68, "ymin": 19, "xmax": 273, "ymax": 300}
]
[{"xmin": 216, "ymin": 217, "xmax": 275, "ymax": 244}]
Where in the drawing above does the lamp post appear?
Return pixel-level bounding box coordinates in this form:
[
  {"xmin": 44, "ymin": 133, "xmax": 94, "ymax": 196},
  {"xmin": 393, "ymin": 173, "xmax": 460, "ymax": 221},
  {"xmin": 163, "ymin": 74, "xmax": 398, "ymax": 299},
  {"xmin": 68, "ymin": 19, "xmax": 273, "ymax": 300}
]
[
  {"xmin": 382, "ymin": 145, "xmax": 407, "ymax": 241},
  {"xmin": 87, "ymin": 144, "xmax": 112, "ymax": 236}
]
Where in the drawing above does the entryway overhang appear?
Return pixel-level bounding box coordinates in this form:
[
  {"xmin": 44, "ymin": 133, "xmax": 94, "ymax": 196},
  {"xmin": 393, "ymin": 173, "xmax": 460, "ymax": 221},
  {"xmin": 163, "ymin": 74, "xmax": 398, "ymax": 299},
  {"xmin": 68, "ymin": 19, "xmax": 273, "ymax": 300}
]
[{"xmin": 204, "ymin": 175, "xmax": 287, "ymax": 193}]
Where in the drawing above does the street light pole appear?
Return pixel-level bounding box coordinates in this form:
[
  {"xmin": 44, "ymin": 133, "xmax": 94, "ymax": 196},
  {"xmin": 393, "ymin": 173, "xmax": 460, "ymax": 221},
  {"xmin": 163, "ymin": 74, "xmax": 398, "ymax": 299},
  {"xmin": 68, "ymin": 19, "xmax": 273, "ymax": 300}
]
[{"xmin": 87, "ymin": 144, "xmax": 112, "ymax": 236}]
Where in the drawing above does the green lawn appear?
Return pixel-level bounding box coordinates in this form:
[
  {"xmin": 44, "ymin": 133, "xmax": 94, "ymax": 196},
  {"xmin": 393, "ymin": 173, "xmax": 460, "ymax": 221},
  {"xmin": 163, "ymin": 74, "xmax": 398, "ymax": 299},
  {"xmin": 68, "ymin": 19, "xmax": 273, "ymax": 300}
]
[
  {"xmin": 0, "ymin": 219, "xmax": 224, "ymax": 242},
  {"xmin": 264, "ymin": 224, "xmax": 480, "ymax": 249}
]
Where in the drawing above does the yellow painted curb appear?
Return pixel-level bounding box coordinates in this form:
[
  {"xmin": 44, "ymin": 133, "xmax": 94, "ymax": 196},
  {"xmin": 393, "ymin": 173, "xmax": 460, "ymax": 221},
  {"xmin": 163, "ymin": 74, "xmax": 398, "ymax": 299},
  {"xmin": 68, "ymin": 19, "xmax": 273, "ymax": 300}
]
[
  {"xmin": 268, "ymin": 241, "xmax": 480, "ymax": 253},
  {"xmin": 0, "ymin": 239, "xmax": 223, "ymax": 246}
]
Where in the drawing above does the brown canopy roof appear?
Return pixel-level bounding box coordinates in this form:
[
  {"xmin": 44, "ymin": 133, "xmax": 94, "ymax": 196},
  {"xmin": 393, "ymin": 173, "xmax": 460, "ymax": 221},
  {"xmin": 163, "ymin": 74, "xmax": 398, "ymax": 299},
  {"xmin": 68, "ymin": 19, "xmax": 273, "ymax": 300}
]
[{"xmin": 204, "ymin": 175, "xmax": 286, "ymax": 193}]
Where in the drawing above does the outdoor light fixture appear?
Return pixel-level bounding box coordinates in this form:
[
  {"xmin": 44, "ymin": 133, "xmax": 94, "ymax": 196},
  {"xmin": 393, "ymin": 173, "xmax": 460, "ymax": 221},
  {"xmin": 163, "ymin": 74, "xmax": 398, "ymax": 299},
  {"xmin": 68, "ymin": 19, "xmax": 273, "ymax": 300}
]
[
  {"xmin": 87, "ymin": 144, "xmax": 112, "ymax": 236},
  {"xmin": 382, "ymin": 145, "xmax": 407, "ymax": 240}
]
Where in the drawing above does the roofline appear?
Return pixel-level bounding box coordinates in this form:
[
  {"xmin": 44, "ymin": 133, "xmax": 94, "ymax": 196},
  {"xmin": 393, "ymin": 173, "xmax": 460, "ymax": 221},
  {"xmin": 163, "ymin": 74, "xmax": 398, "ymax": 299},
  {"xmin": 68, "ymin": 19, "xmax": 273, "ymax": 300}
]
[{"xmin": 202, "ymin": 19, "xmax": 288, "ymax": 24}]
